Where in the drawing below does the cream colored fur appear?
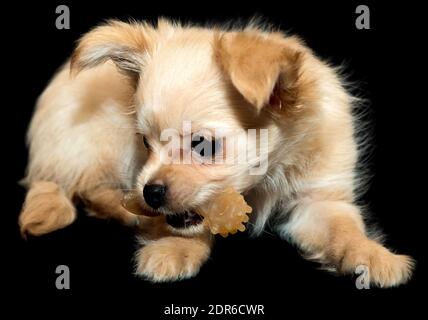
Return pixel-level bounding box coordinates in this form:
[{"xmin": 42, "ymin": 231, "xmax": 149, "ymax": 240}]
[{"xmin": 19, "ymin": 19, "xmax": 414, "ymax": 287}]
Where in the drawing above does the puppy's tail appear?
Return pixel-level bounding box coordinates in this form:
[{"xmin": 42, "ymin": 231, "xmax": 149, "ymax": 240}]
[{"xmin": 19, "ymin": 181, "xmax": 76, "ymax": 237}]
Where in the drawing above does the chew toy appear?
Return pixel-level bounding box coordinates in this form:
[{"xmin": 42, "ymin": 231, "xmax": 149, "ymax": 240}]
[
  {"xmin": 122, "ymin": 187, "xmax": 252, "ymax": 237},
  {"xmin": 197, "ymin": 187, "xmax": 252, "ymax": 237}
]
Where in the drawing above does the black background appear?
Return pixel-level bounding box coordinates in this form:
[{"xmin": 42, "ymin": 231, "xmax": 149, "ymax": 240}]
[{"xmin": 3, "ymin": 0, "xmax": 426, "ymax": 317}]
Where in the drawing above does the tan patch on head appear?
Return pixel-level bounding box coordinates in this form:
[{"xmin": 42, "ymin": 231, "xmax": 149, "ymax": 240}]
[
  {"xmin": 214, "ymin": 31, "xmax": 305, "ymax": 111},
  {"xmin": 70, "ymin": 20, "xmax": 156, "ymax": 83}
]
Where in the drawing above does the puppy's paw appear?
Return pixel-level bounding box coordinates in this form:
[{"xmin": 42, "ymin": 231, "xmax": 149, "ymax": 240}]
[
  {"xmin": 19, "ymin": 181, "xmax": 76, "ymax": 236},
  {"xmin": 135, "ymin": 236, "xmax": 210, "ymax": 282},
  {"xmin": 339, "ymin": 239, "xmax": 415, "ymax": 288}
]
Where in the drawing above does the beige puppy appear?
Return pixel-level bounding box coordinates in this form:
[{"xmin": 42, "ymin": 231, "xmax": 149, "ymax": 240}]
[{"xmin": 19, "ymin": 19, "xmax": 414, "ymax": 286}]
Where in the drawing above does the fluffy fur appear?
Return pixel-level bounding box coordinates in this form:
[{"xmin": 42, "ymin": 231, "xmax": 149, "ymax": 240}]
[{"xmin": 19, "ymin": 19, "xmax": 414, "ymax": 287}]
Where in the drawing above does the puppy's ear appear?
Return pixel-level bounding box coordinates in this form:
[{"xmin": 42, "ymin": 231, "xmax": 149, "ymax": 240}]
[
  {"xmin": 70, "ymin": 20, "xmax": 154, "ymax": 80},
  {"xmin": 215, "ymin": 31, "xmax": 305, "ymax": 112}
]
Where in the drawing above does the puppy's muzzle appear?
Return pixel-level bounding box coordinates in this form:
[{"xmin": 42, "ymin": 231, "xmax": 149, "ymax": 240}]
[{"xmin": 122, "ymin": 188, "xmax": 204, "ymax": 229}]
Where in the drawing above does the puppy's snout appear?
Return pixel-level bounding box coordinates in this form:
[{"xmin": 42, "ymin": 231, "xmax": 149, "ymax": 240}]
[{"xmin": 143, "ymin": 184, "xmax": 167, "ymax": 209}]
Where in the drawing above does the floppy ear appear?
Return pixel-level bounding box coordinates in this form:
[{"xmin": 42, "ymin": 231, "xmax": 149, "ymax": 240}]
[
  {"xmin": 70, "ymin": 20, "xmax": 154, "ymax": 80},
  {"xmin": 215, "ymin": 31, "xmax": 305, "ymax": 112}
]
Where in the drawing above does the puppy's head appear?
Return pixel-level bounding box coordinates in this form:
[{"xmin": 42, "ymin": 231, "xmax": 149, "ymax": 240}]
[{"xmin": 71, "ymin": 20, "xmax": 305, "ymax": 232}]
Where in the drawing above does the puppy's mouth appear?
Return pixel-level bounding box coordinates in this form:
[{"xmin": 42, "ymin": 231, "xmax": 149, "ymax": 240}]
[
  {"xmin": 121, "ymin": 191, "xmax": 204, "ymax": 229},
  {"xmin": 165, "ymin": 211, "xmax": 204, "ymax": 229}
]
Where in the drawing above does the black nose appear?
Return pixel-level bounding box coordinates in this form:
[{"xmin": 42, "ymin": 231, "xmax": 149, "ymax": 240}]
[{"xmin": 143, "ymin": 184, "xmax": 167, "ymax": 209}]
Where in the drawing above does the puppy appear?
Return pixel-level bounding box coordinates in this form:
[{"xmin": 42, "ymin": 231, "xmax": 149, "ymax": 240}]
[{"xmin": 19, "ymin": 19, "xmax": 414, "ymax": 287}]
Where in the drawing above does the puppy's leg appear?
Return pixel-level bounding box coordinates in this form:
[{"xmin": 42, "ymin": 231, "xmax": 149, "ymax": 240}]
[
  {"xmin": 19, "ymin": 181, "xmax": 76, "ymax": 236},
  {"xmin": 81, "ymin": 187, "xmax": 141, "ymax": 227},
  {"xmin": 278, "ymin": 200, "xmax": 414, "ymax": 287},
  {"xmin": 135, "ymin": 230, "xmax": 213, "ymax": 282}
]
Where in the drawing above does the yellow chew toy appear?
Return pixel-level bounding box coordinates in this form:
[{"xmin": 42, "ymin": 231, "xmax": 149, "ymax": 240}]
[
  {"xmin": 197, "ymin": 187, "xmax": 252, "ymax": 237},
  {"xmin": 121, "ymin": 187, "xmax": 252, "ymax": 237}
]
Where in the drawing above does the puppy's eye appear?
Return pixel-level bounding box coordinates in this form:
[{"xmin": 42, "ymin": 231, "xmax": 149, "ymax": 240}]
[
  {"xmin": 191, "ymin": 135, "xmax": 220, "ymax": 158},
  {"xmin": 143, "ymin": 136, "xmax": 150, "ymax": 149}
]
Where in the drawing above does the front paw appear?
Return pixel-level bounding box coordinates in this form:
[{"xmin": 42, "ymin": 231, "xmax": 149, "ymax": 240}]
[
  {"xmin": 135, "ymin": 236, "xmax": 211, "ymax": 282},
  {"xmin": 338, "ymin": 239, "xmax": 415, "ymax": 288}
]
